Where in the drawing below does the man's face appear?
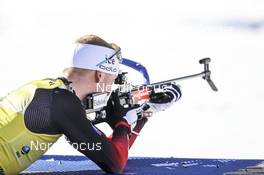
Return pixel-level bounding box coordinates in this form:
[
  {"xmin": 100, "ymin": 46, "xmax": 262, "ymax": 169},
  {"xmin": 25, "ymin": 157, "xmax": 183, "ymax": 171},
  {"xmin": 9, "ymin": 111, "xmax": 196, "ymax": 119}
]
[{"xmin": 96, "ymin": 72, "xmax": 117, "ymax": 93}]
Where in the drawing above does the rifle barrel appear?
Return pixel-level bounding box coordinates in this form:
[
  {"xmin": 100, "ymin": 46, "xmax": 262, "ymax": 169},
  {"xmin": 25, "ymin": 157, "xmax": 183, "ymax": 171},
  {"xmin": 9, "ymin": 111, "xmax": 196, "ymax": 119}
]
[
  {"xmin": 151, "ymin": 72, "xmax": 205, "ymax": 86},
  {"xmin": 135, "ymin": 72, "xmax": 206, "ymax": 90}
]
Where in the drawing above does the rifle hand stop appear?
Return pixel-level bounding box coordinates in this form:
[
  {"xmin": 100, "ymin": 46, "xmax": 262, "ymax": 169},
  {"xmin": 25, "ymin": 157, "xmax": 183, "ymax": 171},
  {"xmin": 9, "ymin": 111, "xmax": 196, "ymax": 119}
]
[{"xmin": 199, "ymin": 58, "xmax": 218, "ymax": 92}]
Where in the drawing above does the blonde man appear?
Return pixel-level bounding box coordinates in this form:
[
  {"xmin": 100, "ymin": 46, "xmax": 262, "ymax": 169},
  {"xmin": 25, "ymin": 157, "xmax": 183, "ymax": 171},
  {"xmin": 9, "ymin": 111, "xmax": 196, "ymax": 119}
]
[{"xmin": 0, "ymin": 35, "xmax": 181, "ymax": 174}]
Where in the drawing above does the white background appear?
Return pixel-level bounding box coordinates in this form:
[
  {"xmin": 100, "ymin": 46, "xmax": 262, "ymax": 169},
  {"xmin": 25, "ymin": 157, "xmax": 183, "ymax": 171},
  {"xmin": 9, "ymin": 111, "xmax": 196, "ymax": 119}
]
[{"xmin": 1, "ymin": 0, "xmax": 264, "ymax": 159}]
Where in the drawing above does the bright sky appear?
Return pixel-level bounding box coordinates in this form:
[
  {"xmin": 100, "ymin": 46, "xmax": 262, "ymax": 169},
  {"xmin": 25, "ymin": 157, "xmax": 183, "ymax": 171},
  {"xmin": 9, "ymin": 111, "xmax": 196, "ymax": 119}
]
[{"xmin": 1, "ymin": 0, "xmax": 264, "ymax": 159}]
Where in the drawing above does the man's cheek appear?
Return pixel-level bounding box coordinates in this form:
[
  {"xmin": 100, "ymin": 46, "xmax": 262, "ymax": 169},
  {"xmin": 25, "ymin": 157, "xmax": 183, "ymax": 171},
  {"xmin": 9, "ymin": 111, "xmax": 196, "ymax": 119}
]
[
  {"xmin": 105, "ymin": 83, "xmax": 114, "ymax": 92},
  {"xmin": 96, "ymin": 83, "xmax": 106, "ymax": 92}
]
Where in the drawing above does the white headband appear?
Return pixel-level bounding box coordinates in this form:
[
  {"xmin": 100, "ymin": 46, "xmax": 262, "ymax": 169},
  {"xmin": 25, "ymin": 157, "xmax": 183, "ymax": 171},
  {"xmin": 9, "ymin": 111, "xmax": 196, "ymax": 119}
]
[{"xmin": 68, "ymin": 43, "xmax": 120, "ymax": 75}]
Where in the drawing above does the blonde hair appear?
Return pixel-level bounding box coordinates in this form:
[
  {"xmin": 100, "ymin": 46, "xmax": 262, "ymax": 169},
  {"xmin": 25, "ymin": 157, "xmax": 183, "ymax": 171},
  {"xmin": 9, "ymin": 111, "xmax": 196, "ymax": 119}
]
[{"xmin": 76, "ymin": 34, "xmax": 113, "ymax": 49}]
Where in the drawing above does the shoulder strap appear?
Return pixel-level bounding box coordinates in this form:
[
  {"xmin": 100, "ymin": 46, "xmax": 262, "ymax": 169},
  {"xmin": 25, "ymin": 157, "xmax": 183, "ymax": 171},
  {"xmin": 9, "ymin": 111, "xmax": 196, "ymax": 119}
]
[{"xmin": 55, "ymin": 77, "xmax": 75, "ymax": 94}]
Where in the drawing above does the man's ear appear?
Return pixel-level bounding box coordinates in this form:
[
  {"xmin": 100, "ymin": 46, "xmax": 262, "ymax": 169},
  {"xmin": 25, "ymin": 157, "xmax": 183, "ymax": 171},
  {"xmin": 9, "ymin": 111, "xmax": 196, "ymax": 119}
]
[{"xmin": 95, "ymin": 71, "xmax": 103, "ymax": 83}]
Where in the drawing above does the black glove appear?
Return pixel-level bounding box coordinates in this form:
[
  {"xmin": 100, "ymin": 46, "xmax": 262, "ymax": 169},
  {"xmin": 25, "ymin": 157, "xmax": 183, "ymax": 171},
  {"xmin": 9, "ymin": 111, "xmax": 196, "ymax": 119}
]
[
  {"xmin": 105, "ymin": 91, "xmax": 137, "ymax": 129},
  {"xmin": 147, "ymin": 84, "xmax": 182, "ymax": 113},
  {"xmin": 150, "ymin": 84, "xmax": 181, "ymax": 104}
]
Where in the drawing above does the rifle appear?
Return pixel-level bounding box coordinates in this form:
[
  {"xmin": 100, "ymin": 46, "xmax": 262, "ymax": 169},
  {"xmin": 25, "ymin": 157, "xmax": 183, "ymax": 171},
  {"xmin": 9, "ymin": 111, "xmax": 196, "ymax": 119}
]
[{"xmin": 85, "ymin": 58, "xmax": 218, "ymax": 124}]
